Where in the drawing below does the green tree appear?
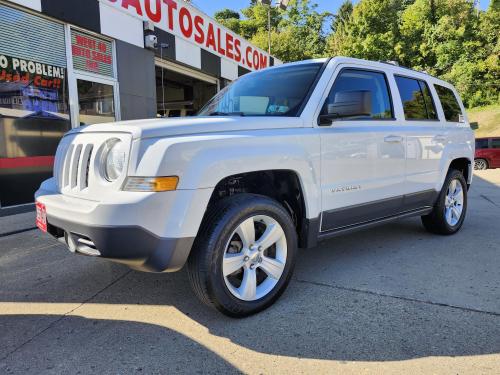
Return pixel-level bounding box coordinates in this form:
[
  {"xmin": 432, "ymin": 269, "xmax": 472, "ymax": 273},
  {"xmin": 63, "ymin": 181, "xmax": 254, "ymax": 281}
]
[
  {"xmin": 326, "ymin": 0, "xmax": 405, "ymax": 61},
  {"xmin": 331, "ymin": 0, "xmax": 353, "ymax": 33},
  {"xmin": 214, "ymin": 8, "xmax": 242, "ymax": 34}
]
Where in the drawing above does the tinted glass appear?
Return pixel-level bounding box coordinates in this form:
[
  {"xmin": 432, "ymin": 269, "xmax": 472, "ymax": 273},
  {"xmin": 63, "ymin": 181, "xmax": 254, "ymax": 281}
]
[
  {"xmin": 322, "ymin": 69, "xmax": 393, "ymax": 120},
  {"xmin": 434, "ymin": 85, "xmax": 463, "ymax": 122},
  {"xmin": 475, "ymin": 139, "xmax": 489, "ymax": 149},
  {"xmin": 419, "ymin": 81, "xmax": 438, "ymax": 119},
  {"xmin": 198, "ymin": 63, "xmax": 322, "ymax": 117},
  {"xmin": 395, "ymin": 76, "xmax": 437, "ymax": 120},
  {"xmin": 492, "ymin": 139, "xmax": 500, "ymax": 149}
]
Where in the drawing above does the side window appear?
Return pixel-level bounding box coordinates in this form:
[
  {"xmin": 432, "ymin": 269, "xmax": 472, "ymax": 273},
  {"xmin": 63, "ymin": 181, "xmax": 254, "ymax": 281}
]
[
  {"xmin": 475, "ymin": 139, "xmax": 489, "ymax": 149},
  {"xmin": 321, "ymin": 69, "xmax": 393, "ymax": 120},
  {"xmin": 492, "ymin": 139, "xmax": 500, "ymax": 149},
  {"xmin": 395, "ymin": 76, "xmax": 437, "ymax": 120},
  {"xmin": 434, "ymin": 85, "xmax": 463, "ymax": 122}
]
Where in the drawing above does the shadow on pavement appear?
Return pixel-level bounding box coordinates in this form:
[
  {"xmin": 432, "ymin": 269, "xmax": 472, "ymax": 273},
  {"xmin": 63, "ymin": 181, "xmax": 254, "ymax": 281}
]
[
  {"xmin": 0, "ymin": 173, "xmax": 499, "ymax": 366},
  {"xmin": 0, "ymin": 314, "xmax": 239, "ymax": 374}
]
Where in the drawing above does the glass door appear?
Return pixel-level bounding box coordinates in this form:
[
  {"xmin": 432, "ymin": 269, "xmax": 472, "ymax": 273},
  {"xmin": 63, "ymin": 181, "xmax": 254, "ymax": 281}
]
[
  {"xmin": 76, "ymin": 78, "xmax": 116, "ymax": 125},
  {"xmin": 72, "ymin": 72, "xmax": 119, "ymax": 126}
]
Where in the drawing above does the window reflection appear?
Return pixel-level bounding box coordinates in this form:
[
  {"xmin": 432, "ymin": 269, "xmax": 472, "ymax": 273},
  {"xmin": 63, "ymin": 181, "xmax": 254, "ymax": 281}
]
[
  {"xmin": 77, "ymin": 79, "xmax": 115, "ymax": 125},
  {"xmin": 0, "ymin": 55, "xmax": 70, "ymax": 206}
]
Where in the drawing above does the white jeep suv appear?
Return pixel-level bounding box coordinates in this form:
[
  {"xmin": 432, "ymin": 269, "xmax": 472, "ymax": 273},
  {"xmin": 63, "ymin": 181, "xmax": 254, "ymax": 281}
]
[{"xmin": 36, "ymin": 57, "xmax": 474, "ymax": 317}]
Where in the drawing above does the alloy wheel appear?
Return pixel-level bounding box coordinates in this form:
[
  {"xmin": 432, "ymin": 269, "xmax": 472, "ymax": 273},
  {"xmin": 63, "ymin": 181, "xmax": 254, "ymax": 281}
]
[
  {"xmin": 222, "ymin": 215, "xmax": 287, "ymax": 301},
  {"xmin": 444, "ymin": 179, "xmax": 464, "ymax": 226}
]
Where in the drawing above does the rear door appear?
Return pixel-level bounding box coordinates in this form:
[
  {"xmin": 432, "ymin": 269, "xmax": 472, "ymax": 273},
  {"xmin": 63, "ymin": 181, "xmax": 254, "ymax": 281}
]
[
  {"xmin": 491, "ymin": 138, "xmax": 500, "ymax": 168},
  {"xmin": 318, "ymin": 65, "xmax": 406, "ymax": 232},
  {"xmin": 393, "ymin": 75, "xmax": 444, "ymax": 204}
]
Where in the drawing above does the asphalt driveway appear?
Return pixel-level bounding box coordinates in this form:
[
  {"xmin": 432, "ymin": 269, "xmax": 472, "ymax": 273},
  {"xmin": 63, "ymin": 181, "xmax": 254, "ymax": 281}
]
[{"xmin": 0, "ymin": 170, "xmax": 499, "ymax": 374}]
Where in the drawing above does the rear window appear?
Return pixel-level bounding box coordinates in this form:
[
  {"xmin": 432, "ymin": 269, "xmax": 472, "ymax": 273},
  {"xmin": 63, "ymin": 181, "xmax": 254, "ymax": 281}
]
[
  {"xmin": 395, "ymin": 76, "xmax": 437, "ymax": 120},
  {"xmin": 434, "ymin": 85, "xmax": 463, "ymax": 122},
  {"xmin": 492, "ymin": 139, "xmax": 500, "ymax": 149}
]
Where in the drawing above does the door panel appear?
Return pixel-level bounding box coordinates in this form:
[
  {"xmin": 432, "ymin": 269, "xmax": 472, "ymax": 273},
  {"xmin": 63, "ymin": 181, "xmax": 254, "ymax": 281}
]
[
  {"xmin": 319, "ymin": 67, "xmax": 406, "ymax": 232},
  {"xmin": 320, "ymin": 124, "xmax": 406, "ymax": 231},
  {"xmin": 405, "ymin": 123, "xmax": 445, "ymax": 192}
]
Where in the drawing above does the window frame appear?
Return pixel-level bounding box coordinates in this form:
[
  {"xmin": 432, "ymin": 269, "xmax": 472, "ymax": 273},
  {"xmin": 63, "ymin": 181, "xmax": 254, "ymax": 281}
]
[
  {"xmin": 318, "ymin": 67, "xmax": 396, "ymax": 123},
  {"xmin": 394, "ymin": 74, "xmax": 440, "ymax": 122},
  {"xmin": 433, "ymin": 84, "xmax": 464, "ymax": 123}
]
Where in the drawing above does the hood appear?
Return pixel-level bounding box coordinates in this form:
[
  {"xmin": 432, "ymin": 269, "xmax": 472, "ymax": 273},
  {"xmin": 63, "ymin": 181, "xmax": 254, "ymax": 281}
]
[{"xmin": 69, "ymin": 116, "xmax": 305, "ymax": 140}]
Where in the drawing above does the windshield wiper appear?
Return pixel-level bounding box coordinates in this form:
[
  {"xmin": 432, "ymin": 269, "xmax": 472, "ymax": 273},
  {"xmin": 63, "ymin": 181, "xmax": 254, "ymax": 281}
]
[{"xmin": 208, "ymin": 111, "xmax": 245, "ymax": 116}]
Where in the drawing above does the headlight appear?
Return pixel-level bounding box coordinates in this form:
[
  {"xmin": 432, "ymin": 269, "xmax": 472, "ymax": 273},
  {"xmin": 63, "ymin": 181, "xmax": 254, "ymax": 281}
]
[{"xmin": 102, "ymin": 139, "xmax": 126, "ymax": 181}]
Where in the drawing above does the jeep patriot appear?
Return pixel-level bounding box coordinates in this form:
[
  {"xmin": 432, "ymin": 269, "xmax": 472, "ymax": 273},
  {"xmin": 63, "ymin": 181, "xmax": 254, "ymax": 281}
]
[{"xmin": 36, "ymin": 57, "xmax": 474, "ymax": 317}]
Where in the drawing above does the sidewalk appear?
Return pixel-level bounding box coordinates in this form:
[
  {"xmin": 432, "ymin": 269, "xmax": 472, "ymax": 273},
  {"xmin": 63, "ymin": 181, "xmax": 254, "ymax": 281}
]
[{"xmin": 0, "ymin": 211, "xmax": 36, "ymax": 237}]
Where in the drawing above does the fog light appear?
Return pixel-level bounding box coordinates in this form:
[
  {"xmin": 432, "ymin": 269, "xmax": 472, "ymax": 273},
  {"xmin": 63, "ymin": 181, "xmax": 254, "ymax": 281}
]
[{"xmin": 123, "ymin": 176, "xmax": 179, "ymax": 192}]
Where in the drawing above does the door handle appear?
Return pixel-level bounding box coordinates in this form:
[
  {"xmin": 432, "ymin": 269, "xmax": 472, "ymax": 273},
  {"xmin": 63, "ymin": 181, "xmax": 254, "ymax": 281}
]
[{"xmin": 384, "ymin": 135, "xmax": 403, "ymax": 143}]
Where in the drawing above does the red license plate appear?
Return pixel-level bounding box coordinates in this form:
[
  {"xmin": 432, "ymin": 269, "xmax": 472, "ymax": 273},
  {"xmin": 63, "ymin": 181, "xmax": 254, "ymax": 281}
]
[{"xmin": 36, "ymin": 201, "xmax": 47, "ymax": 232}]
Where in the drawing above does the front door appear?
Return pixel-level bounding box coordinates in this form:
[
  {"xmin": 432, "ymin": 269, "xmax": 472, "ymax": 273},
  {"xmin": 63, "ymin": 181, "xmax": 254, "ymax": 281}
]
[{"xmin": 318, "ymin": 66, "xmax": 406, "ymax": 232}]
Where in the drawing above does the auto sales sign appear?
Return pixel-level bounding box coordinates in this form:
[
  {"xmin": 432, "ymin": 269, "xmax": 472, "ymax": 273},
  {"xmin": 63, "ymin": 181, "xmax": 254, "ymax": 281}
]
[{"xmin": 102, "ymin": 0, "xmax": 271, "ymax": 71}]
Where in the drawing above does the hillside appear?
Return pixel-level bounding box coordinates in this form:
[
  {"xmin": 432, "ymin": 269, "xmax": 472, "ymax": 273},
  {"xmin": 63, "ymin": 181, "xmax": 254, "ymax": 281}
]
[{"xmin": 468, "ymin": 104, "xmax": 500, "ymax": 138}]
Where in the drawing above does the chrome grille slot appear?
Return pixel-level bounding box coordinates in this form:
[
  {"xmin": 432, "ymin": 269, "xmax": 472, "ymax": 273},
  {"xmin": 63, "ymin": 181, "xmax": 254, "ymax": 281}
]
[
  {"xmin": 70, "ymin": 144, "xmax": 82, "ymax": 189},
  {"xmin": 62, "ymin": 144, "xmax": 74, "ymax": 188},
  {"xmin": 79, "ymin": 144, "xmax": 93, "ymax": 189}
]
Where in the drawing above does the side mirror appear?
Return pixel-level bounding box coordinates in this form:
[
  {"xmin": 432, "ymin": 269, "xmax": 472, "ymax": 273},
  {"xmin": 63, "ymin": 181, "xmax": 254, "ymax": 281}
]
[
  {"xmin": 470, "ymin": 121, "xmax": 479, "ymax": 130},
  {"xmin": 318, "ymin": 90, "xmax": 372, "ymax": 126}
]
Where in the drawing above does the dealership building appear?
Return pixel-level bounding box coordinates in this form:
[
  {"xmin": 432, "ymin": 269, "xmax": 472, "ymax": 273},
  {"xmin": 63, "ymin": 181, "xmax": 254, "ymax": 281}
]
[{"xmin": 0, "ymin": 0, "xmax": 280, "ymax": 211}]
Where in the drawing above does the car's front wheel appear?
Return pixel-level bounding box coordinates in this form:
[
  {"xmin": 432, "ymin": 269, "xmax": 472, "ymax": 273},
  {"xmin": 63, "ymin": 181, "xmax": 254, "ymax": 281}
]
[{"xmin": 187, "ymin": 194, "xmax": 297, "ymax": 317}]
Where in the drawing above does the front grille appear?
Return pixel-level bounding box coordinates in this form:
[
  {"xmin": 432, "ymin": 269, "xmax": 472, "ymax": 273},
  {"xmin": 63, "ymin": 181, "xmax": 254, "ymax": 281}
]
[{"xmin": 56, "ymin": 142, "xmax": 94, "ymax": 191}]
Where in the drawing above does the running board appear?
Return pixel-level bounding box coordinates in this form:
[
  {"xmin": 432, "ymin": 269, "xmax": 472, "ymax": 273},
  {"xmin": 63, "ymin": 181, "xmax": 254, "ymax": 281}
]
[{"xmin": 317, "ymin": 207, "xmax": 433, "ymax": 241}]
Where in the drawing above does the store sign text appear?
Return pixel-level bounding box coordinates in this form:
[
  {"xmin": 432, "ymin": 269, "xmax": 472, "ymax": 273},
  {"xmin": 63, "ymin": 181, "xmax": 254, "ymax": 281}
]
[
  {"xmin": 0, "ymin": 54, "xmax": 65, "ymax": 89},
  {"xmin": 104, "ymin": 0, "xmax": 269, "ymax": 70},
  {"xmin": 71, "ymin": 30, "xmax": 114, "ymax": 77}
]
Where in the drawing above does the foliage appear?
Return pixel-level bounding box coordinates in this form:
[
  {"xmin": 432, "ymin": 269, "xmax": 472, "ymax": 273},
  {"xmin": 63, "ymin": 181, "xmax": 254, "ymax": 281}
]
[{"xmin": 217, "ymin": 0, "xmax": 499, "ymax": 107}]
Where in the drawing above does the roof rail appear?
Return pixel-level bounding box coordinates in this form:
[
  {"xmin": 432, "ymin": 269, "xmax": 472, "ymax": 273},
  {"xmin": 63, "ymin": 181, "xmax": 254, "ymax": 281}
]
[
  {"xmin": 378, "ymin": 60, "xmax": 432, "ymax": 76},
  {"xmin": 382, "ymin": 60, "xmax": 399, "ymax": 66}
]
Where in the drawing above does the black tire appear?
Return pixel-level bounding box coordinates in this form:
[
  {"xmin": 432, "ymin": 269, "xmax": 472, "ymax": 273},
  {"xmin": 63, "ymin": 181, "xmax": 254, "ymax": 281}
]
[
  {"xmin": 421, "ymin": 169, "xmax": 468, "ymax": 235},
  {"xmin": 187, "ymin": 194, "xmax": 298, "ymax": 318},
  {"xmin": 474, "ymin": 158, "xmax": 489, "ymax": 170}
]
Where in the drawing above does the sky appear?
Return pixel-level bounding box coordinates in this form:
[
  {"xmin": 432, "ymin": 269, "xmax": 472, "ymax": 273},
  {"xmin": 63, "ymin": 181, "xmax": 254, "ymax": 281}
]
[{"xmin": 191, "ymin": 0, "xmax": 491, "ymax": 19}]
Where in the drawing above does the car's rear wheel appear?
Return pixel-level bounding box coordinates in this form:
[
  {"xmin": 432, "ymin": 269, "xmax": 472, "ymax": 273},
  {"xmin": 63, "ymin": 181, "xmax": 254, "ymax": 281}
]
[
  {"xmin": 187, "ymin": 194, "xmax": 297, "ymax": 317},
  {"xmin": 474, "ymin": 158, "xmax": 488, "ymax": 170},
  {"xmin": 421, "ymin": 169, "xmax": 467, "ymax": 235}
]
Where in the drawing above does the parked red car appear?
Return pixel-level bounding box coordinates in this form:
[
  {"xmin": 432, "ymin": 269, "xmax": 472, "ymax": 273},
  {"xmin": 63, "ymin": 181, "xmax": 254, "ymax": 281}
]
[{"xmin": 475, "ymin": 137, "xmax": 500, "ymax": 170}]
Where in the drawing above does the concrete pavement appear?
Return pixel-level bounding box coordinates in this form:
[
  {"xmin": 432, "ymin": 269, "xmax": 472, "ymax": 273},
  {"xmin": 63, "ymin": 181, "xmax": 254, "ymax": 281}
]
[{"xmin": 0, "ymin": 170, "xmax": 499, "ymax": 374}]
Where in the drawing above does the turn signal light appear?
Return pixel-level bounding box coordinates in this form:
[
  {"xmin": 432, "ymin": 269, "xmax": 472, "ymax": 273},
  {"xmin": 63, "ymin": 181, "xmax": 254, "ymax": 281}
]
[{"xmin": 123, "ymin": 176, "xmax": 179, "ymax": 192}]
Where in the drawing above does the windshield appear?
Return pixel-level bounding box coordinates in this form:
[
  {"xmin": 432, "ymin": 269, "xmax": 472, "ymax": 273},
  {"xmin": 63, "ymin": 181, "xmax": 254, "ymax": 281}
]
[{"xmin": 198, "ymin": 63, "xmax": 323, "ymax": 117}]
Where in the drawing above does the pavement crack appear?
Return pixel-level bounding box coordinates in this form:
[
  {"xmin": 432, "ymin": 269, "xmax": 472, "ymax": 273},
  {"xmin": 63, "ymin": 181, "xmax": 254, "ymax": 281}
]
[
  {"xmin": 0, "ymin": 269, "xmax": 132, "ymax": 362},
  {"xmin": 479, "ymin": 194, "xmax": 498, "ymax": 207},
  {"xmin": 294, "ymin": 278, "xmax": 500, "ymax": 317}
]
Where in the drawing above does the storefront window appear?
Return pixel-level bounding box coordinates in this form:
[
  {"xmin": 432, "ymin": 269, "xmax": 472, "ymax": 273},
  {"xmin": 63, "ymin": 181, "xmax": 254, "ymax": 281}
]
[
  {"xmin": 77, "ymin": 79, "xmax": 115, "ymax": 125},
  {"xmin": 0, "ymin": 54, "xmax": 70, "ymax": 206},
  {"xmin": 155, "ymin": 67, "xmax": 217, "ymax": 117}
]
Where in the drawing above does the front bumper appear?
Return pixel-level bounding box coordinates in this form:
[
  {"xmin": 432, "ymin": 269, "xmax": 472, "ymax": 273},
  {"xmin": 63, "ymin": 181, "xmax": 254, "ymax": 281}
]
[
  {"xmin": 45, "ymin": 215, "xmax": 194, "ymax": 272},
  {"xmin": 35, "ymin": 178, "xmax": 212, "ymax": 272}
]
